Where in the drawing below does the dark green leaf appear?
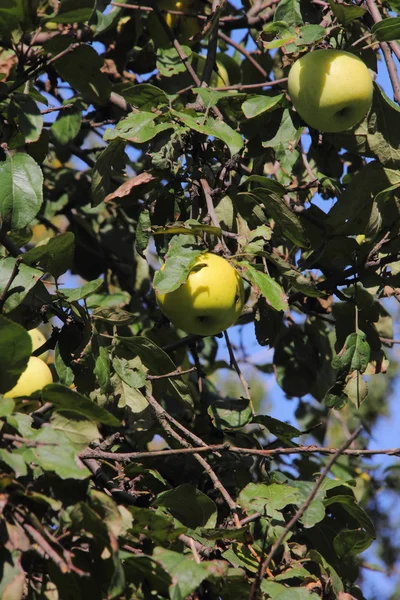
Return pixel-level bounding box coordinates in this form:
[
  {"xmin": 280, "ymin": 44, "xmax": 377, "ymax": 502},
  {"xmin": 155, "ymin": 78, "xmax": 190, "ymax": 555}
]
[
  {"xmin": 116, "ymin": 83, "xmax": 169, "ymax": 111},
  {"xmin": 91, "ymin": 139, "xmax": 127, "ymax": 207},
  {"xmin": 0, "ymin": 315, "xmax": 31, "ymax": 394},
  {"xmin": 44, "ymin": 37, "xmax": 111, "ymax": 105},
  {"xmin": 329, "ymin": 0, "xmax": 366, "ymax": 25},
  {"xmin": 0, "ymin": 153, "xmax": 43, "ymax": 230},
  {"xmin": 153, "ymin": 483, "xmax": 217, "ymax": 528},
  {"xmin": 51, "ymin": 102, "xmax": 83, "ymax": 145},
  {"xmin": 333, "ymin": 528, "xmax": 373, "ymax": 558},
  {"xmin": 40, "ymin": 383, "xmax": 121, "ymax": 426},
  {"xmin": 94, "ymin": 346, "xmax": 110, "ymax": 394},
  {"xmin": 208, "ymin": 397, "xmax": 252, "ymax": 430},
  {"xmin": 50, "ymin": 0, "xmax": 95, "ymax": 23},
  {"xmin": 11, "ymin": 93, "xmax": 43, "ymax": 143},
  {"xmin": 274, "ymin": 0, "xmax": 303, "ymax": 27},
  {"xmin": 252, "ymin": 415, "xmax": 301, "ymax": 441},
  {"xmin": 59, "ymin": 278, "xmax": 103, "ymax": 301},
  {"xmin": 22, "ymin": 232, "xmax": 75, "ymax": 279},
  {"xmin": 239, "ymin": 261, "xmax": 288, "ymax": 312},
  {"xmin": 0, "ymin": 258, "xmax": 44, "ymax": 313}
]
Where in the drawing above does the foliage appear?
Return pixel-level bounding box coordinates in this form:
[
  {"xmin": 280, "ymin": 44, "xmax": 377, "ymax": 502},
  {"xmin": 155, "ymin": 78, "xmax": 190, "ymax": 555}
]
[{"xmin": 0, "ymin": 0, "xmax": 399, "ymax": 598}]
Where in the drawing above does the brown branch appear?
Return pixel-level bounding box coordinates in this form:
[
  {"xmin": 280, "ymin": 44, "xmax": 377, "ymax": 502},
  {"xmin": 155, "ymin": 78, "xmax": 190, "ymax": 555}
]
[
  {"xmin": 146, "ymin": 367, "xmax": 197, "ymax": 380},
  {"xmin": 80, "ymin": 441, "xmax": 400, "ymax": 462},
  {"xmin": 380, "ymin": 337, "xmax": 400, "ymax": 345},
  {"xmin": 224, "ymin": 331, "xmax": 254, "ymax": 414},
  {"xmin": 366, "ymin": 0, "xmax": 400, "ymax": 61},
  {"xmin": 41, "ymin": 103, "xmax": 73, "ymax": 115},
  {"xmin": 1, "ymin": 433, "xmax": 57, "ymax": 447},
  {"xmin": 366, "ymin": 0, "xmax": 400, "ymax": 103},
  {"xmin": 200, "ymin": 177, "xmax": 223, "ymax": 230},
  {"xmin": 81, "ymin": 457, "xmax": 139, "ymax": 505},
  {"xmin": 253, "ymin": 426, "xmax": 363, "ymax": 595},
  {"xmin": 218, "ymin": 31, "xmax": 268, "ymax": 79},
  {"xmin": 210, "ymin": 77, "xmax": 287, "ymax": 91},
  {"xmin": 145, "ymin": 392, "xmax": 239, "ymax": 516},
  {"xmin": 13, "ymin": 512, "xmax": 71, "ymax": 574}
]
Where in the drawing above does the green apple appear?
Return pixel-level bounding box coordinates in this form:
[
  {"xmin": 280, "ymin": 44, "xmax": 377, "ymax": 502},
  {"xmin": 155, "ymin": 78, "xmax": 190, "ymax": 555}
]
[
  {"xmin": 155, "ymin": 253, "xmax": 245, "ymax": 335},
  {"xmin": 288, "ymin": 49, "xmax": 373, "ymax": 133},
  {"xmin": 4, "ymin": 356, "xmax": 53, "ymax": 399},
  {"xmin": 28, "ymin": 327, "xmax": 49, "ymax": 362}
]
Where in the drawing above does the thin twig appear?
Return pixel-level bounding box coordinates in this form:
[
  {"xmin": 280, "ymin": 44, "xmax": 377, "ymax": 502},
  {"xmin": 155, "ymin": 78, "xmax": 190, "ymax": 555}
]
[
  {"xmin": 218, "ymin": 31, "xmax": 268, "ymax": 79},
  {"xmin": 210, "ymin": 77, "xmax": 287, "ymax": 91},
  {"xmin": 13, "ymin": 512, "xmax": 71, "ymax": 574},
  {"xmin": 1, "ymin": 433, "xmax": 57, "ymax": 447},
  {"xmin": 365, "ymin": 0, "xmax": 400, "ymax": 103},
  {"xmin": 253, "ymin": 426, "xmax": 363, "ymax": 596},
  {"xmin": 201, "ymin": 0, "xmax": 223, "ymax": 86},
  {"xmin": 79, "ymin": 440, "xmax": 400, "ymax": 462},
  {"xmin": 0, "ymin": 232, "xmax": 21, "ymax": 257},
  {"xmin": 40, "ymin": 103, "xmax": 73, "ymax": 115},
  {"xmin": 224, "ymin": 330, "xmax": 254, "ymax": 414},
  {"xmin": 146, "ymin": 367, "xmax": 197, "ymax": 380},
  {"xmin": 200, "ymin": 177, "xmax": 222, "ymax": 230}
]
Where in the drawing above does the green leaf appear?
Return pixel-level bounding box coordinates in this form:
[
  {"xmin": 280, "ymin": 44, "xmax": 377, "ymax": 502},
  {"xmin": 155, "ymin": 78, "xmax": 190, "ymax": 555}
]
[
  {"xmin": 104, "ymin": 112, "xmax": 173, "ymax": 144},
  {"xmin": 44, "ymin": 37, "xmax": 111, "ymax": 105},
  {"xmin": 239, "ymin": 261, "xmax": 288, "ymax": 312},
  {"xmin": 367, "ymin": 85, "xmax": 400, "ymax": 167},
  {"xmin": 22, "ymin": 232, "xmax": 75, "ymax": 279},
  {"xmin": 295, "ymin": 24, "xmax": 326, "ymax": 46},
  {"xmin": 333, "ymin": 528, "xmax": 373, "ymax": 558},
  {"xmin": 332, "ymin": 332, "xmax": 371, "ymax": 374},
  {"xmin": 0, "ymin": 315, "xmax": 32, "ymax": 394},
  {"xmin": 0, "ymin": 153, "xmax": 43, "ymax": 231},
  {"xmin": 116, "ymin": 83, "xmax": 169, "ymax": 111},
  {"xmin": 50, "ymin": 413, "xmax": 100, "ymax": 450},
  {"xmin": 324, "ymin": 495, "xmax": 376, "ymax": 538},
  {"xmin": 239, "ymin": 190, "xmax": 308, "ymax": 248},
  {"xmin": 0, "ymin": 258, "xmax": 44, "ymax": 313},
  {"xmin": 50, "ymin": 0, "xmax": 95, "ymax": 23},
  {"xmin": 40, "ymin": 383, "xmax": 121, "ymax": 426},
  {"xmin": 274, "ymin": 326, "xmax": 319, "ymax": 397},
  {"xmin": 171, "ymin": 109, "xmax": 244, "ymax": 156},
  {"xmin": 51, "ymin": 101, "xmax": 83, "ymax": 145},
  {"xmin": 193, "ymin": 87, "xmax": 240, "ymax": 109},
  {"xmin": 54, "ymin": 343, "xmax": 74, "ymax": 387},
  {"xmin": 91, "ymin": 139, "xmax": 126, "ymax": 207},
  {"xmin": 373, "ymin": 17, "xmax": 400, "ymax": 41},
  {"xmin": 153, "ymin": 548, "xmax": 208, "ymax": 600},
  {"xmin": 208, "ymin": 397, "xmax": 252, "ymax": 430},
  {"xmin": 239, "ymin": 482, "xmax": 299, "ymax": 514},
  {"xmin": 329, "ymin": 0, "xmax": 366, "ymax": 25},
  {"xmin": 117, "ymin": 336, "xmax": 193, "ymax": 406},
  {"xmin": 275, "ymin": 589, "xmax": 321, "ymax": 600},
  {"xmin": 112, "ymin": 356, "xmax": 146, "ymax": 388},
  {"xmin": 274, "ymin": 0, "xmax": 303, "ymax": 27},
  {"xmin": 241, "ymin": 94, "xmax": 284, "ymax": 119},
  {"xmin": 0, "ymin": 449, "xmax": 27, "ymax": 477},
  {"xmin": 153, "ymin": 240, "xmax": 203, "ymax": 294},
  {"xmin": 157, "ymin": 46, "xmax": 192, "ymax": 77},
  {"xmin": 153, "ymin": 483, "xmax": 217, "ymax": 528},
  {"xmin": 252, "ymin": 415, "xmax": 301, "ymax": 442},
  {"xmin": 59, "ymin": 278, "xmax": 103, "ymax": 302},
  {"xmin": 94, "ymin": 346, "xmax": 110, "ymax": 394},
  {"xmin": 129, "ymin": 507, "xmax": 184, "ymax": 543},
  {"xmin": 11, "ymin": 93, "xmax": 43, "ymax": 143},
  {"xmin": 28, "ymin": 427, "xmax": 90, "ymax": 479}
]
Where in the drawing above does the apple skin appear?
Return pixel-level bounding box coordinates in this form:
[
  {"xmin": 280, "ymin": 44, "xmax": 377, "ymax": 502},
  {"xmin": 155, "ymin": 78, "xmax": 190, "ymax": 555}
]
[
  {"xmin": 155, "ymin": 253, "xmax": 245, "ymax": 336},
  {"xmin": 4, "ymin": 356, "xmax": 53, "ymax": 399},
  {"xmin": 288, "ymin": 50, "xmax": 373, "ymax": 133},
  {"xmin": 28, "ymin": 328, "xmax": 49, "ymax": 363}
]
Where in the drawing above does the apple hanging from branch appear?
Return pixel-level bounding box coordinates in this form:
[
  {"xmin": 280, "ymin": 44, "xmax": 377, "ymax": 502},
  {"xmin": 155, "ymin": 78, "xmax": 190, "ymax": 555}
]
[
  {"xmin": 288, "ymin": 49, "xmax": 373, "ymax": 133},
  {"xmin": 155, "ymin": 253, "xmax": 245, "ymax": 336}
]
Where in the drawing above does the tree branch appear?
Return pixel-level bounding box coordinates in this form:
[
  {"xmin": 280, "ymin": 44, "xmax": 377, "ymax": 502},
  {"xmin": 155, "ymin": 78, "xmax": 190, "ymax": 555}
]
[{"xmin": 252, "ymin": 426, "xmax": 363, "ymax": 596}]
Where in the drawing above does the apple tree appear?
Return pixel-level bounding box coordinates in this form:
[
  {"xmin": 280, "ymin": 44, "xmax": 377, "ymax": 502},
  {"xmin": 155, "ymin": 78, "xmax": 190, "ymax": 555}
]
[{"xmin": 0, "ymin": 0, "xmax": 400, "ymax": 598}]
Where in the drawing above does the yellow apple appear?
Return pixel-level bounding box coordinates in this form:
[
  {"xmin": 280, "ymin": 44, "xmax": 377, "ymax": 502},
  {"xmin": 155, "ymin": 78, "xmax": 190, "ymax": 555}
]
[
  {"xmin": 155, "ymin": 253, "xmax": 245, "ymax": 335},
  {"xmin": 28, "ymin": 328, "xmax": 49, "ymax": 362},
  {"xmin": 287, "ymin": 49, "xmax": 373, "ymax": 133},
  {"xmin": 4, "ymin": 357, "xmax": 53, "ymax": 399},
  {"xmin": 148, "ymin": 0, "xmax": 202, "ymax": 47}
]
